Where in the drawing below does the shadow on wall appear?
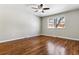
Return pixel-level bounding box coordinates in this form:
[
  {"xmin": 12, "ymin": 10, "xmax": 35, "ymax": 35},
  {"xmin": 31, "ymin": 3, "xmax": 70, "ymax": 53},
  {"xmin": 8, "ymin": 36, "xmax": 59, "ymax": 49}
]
[{"xmin": 47, "ymin": 41, "xmax": 66, "ymax": 55}]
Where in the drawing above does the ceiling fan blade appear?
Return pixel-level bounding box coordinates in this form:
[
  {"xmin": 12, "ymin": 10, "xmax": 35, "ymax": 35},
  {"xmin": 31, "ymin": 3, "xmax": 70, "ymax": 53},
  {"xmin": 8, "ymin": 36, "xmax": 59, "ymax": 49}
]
[
  {"xmin": 43, "ymin": 8, "xmax": 50, "ymax": 10},
  {"xmin": 32, "ymin": 7, "xmax": 38, "ymax": 9},
  {"xmin": 42, "ymin": 10, "xmax": 44, "ymax": 13},
  {"xmin": 34, "ymin": 10, "xmax": 38, "ymax": 12}
]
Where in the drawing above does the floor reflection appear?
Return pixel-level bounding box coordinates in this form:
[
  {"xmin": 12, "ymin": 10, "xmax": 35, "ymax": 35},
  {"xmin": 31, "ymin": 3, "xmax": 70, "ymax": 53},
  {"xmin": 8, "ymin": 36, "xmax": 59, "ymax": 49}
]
[{"xmin": 47, "ymin": 41, "xmax": 66, "ymax": 55}]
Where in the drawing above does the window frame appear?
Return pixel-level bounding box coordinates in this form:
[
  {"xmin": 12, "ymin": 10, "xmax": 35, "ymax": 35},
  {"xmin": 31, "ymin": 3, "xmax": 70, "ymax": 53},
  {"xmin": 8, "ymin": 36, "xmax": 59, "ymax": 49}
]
[{"xmin": 48, "ymin": 16, "xmax": 65, "ymax": 29}]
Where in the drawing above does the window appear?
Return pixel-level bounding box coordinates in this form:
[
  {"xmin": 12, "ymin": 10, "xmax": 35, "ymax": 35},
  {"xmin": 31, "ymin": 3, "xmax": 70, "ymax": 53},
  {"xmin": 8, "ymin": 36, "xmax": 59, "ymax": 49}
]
[
  {"xmin": 48, "ymin": 17, "xmax": 65, "ymax": 29},
  {"xmin": 48, "ymin": 18, "xmax": 55, "ymax": 28}
]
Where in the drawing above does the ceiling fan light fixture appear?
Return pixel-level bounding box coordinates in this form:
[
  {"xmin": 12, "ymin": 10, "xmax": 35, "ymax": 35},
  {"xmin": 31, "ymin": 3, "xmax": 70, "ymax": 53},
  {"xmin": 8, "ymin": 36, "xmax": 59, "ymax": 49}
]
[{"xmin": 32, "ymin": 4, "xmax": 50, "ymax": 13}]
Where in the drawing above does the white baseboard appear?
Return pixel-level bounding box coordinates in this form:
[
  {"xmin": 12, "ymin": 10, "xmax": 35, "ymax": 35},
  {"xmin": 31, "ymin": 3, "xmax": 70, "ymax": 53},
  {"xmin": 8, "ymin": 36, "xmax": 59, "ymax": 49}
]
[
  {"xmin": 0, "ymin": 37, "xmax": 25, "ymax": 43},
  {"xmin": 0, "ymin": 34, "xmax": 79, "ymax": 43},
  {"xmin": 40, "ymin": 34, "xmax": 79, "ymax": 41},
  {"xmin": 0, "ymin": 35, "xmax": 39, "ymax": 43}
]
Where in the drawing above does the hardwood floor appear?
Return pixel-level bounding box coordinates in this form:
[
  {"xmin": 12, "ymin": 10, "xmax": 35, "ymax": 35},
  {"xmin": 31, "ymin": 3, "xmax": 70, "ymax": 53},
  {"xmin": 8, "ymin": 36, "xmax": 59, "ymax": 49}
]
[{"xmin": 0, "ymin": 35, "xmax": 79, "ymax": 55}]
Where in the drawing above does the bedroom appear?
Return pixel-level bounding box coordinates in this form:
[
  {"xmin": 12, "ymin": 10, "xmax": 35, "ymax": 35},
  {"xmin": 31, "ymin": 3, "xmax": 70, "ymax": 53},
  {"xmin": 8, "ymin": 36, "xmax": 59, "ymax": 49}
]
[{"xmin": 0, "ymin": 4, "xmax": 79, "ymax": 55}]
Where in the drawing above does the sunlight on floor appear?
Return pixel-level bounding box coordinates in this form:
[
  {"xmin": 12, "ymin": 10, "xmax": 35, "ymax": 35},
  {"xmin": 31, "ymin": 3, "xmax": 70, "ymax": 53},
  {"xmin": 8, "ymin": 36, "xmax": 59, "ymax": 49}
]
[{"xmin": 47, "ymin": 41, "xmax": 66, "ymax": 55}]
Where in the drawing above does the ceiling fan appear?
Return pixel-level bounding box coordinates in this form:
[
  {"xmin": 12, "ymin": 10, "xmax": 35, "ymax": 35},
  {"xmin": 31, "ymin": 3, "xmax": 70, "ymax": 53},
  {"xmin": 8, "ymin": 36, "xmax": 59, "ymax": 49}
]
[{"xmin": 32, "ymin": 4, "xmax": 50, "ymax": 13}]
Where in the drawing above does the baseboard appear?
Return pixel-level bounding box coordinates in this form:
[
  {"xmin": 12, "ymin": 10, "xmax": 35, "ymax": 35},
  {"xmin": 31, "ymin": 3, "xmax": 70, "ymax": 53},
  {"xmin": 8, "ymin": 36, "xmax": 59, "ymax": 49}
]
[
  {"xmin": 0, "ymin": 35, "xmax": 39, "ymax": 43},
  {"xmin": 40, "ymin": 34, "xmax": 79, "ymax": 41},
  {"xmin": 0, "ymin": 34, "xmax": 79, "ymax": 43}
]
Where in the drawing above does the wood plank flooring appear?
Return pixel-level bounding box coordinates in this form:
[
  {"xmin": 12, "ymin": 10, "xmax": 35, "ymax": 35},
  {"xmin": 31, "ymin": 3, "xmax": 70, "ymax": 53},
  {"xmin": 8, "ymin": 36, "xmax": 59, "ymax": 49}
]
[{"xmin": 0, "ymin": 35, "xmax": 79, "ymax": 55}]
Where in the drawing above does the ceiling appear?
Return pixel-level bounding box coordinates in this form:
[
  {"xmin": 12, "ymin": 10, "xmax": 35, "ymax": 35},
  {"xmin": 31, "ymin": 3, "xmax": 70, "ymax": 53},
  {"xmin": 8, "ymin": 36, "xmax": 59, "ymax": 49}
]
[{"xmin": 26, "ymin": 4, "xmax": 79, "ymax": 17}]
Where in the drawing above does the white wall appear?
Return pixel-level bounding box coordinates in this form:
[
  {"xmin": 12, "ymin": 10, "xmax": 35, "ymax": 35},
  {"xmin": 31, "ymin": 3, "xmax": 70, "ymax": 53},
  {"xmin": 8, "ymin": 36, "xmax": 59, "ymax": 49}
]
[
  {"xmin": 41, "ymin": 10, "xmax": 79, "ymax": 40},
  {"xmin": 0, "ymin": 4, "xmax": 41, "ymax": 41}
]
